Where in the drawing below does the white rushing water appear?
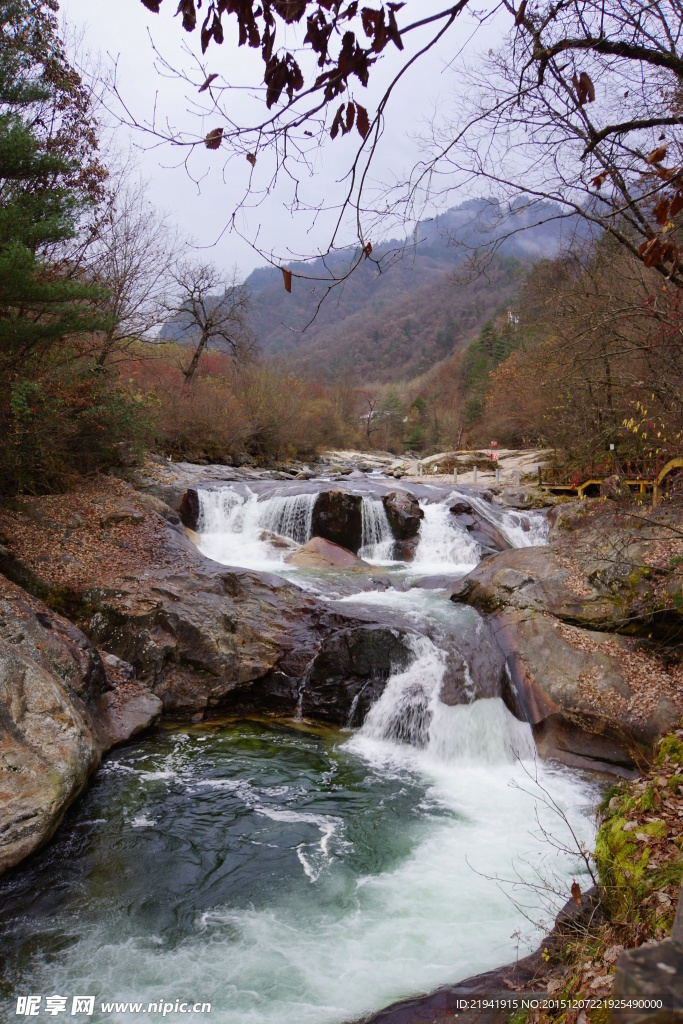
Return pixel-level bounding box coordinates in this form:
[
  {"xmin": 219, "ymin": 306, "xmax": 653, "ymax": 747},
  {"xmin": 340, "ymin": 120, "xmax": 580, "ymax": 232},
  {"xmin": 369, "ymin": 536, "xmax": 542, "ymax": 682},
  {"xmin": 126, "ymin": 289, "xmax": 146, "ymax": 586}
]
[
  {"xmin": 451, "ymin": 490, "xmax": 550, "ymax": 548},
  {"xmin": 358, "ymin": 635, "xmax": 536, "ymax": 763},
  {"xmin": 16, "ymin": 640, "xmax": 597, "ymax": 1024},
  {"xmin": 197, "ymin": 489, "xmax": 317, "ymax": 570},
  {"xmin": 410, "ymin": 501, "xmax": 481, "ymax": 573},
  {"xmin": 122, "ymin": 478, "xmax": 596, "ymax": 1024},
  {"xmin": 359, "ymin": 497, "xmax": 394, "ymax": 562}
]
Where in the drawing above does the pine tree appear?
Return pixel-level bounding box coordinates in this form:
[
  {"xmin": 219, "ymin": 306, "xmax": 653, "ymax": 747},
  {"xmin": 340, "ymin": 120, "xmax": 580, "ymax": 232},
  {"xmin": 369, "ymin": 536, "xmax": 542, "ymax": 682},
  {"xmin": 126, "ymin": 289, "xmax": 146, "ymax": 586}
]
[{"xmin": 0, "ymin": 0, "xmax": 109, "ymax": 364}]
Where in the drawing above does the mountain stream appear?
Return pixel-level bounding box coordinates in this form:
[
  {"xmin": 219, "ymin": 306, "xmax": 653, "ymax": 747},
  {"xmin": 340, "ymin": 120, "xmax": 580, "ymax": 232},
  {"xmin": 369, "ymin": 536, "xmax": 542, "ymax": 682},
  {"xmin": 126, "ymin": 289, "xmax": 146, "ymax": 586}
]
[{"xmin": 0, "ymin": 479, "xmax": 599, "ymax": 1024}]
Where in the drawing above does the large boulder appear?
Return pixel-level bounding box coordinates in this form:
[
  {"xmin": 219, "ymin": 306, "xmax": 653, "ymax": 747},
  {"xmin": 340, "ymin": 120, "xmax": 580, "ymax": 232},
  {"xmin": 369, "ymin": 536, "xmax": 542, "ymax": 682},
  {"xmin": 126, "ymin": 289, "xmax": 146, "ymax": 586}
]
[
  {"xmin": 450, "ymin": 505, "xmax": 683, "ymax": 772},
  {"xmin": 382, "ymin": 490, "xmax": 424, "ymax": 540},
  {"xmin": 310, "ymin": 490, "xmax": 363, "ymax": 552},
  {"xmin": 286, "ymin": 536, "xmax": 368, "ymax": 569},
  {"xmin": 0, "ymin": 577, "xmax": 161, "ymax": 877},
  {"xmin": 300, "ymin": 625, "xmax": 418, "ymax": 726},
  {"xmin": 494, "ymin": 609, "xmax": 682, "ymax": 774},
  {"xmin": 178, "ymin": 488, "xmax": 200, "ymax": 530}
]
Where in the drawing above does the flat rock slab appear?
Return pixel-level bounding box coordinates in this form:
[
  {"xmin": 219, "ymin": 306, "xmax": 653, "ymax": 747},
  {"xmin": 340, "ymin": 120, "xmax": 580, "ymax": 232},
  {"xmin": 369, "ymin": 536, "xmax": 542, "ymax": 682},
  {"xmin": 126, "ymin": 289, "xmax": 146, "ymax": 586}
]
[{"xmin": 287, "ymin": 536, "xmax": 369, "ymax": 569}]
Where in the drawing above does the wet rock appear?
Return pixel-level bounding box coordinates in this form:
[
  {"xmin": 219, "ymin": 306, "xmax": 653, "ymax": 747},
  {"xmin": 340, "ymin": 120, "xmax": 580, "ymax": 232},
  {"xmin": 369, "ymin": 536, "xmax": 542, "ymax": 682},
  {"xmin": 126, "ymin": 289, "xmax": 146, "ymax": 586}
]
[
  {"xmin": 178, "ymin": 488, "xmax": 201, "ymax": 530},
  {"xmin": 450, "ymin": 501, "xmax": 473, "ymax": 515},
  {"xmin": 439, "ymin": 619, "xmax": 506, "ymax": 705},
  {"xmin": 393, "ymin": 536, "xmax": 420, "ymax": 562},
  {"xmin": 286, "ymin": 537, "xmax": 368, "ymax": 569},
  {"xmin": 382, "ymin": 491, "xmax": 424, "ymax": 540},
  {"xmin": 301, "ymin": 626, "xmax": 418, "ymax": 726},
  {"xmin": 311, "ymin": 490, "xmax": 363, "ymax": 552},
  {"xmin": 0, "ymin": 578, "xmax": 160, "ymax": 877},
  {"xmin": 451, "ymin": 513, "xmax": 476, "ymax": 528},
  {"xmin": 260, "ymin": 530, "xmax": 299, "ymax": 554},
  {"xmin": 78, "ymin": 525, "xmax": 349, "ymax": 717},
  {"xmin": 467, "ymin": 518, "xmax": 510, "ymax": 553}
]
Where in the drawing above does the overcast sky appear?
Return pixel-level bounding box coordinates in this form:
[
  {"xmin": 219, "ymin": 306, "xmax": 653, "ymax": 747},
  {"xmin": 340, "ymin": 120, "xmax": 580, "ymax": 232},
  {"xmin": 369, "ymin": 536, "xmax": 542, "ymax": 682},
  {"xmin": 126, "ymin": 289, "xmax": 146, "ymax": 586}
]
[{"xmin": 61, "ymin": 1, "xmax": 503, "ymax": 280}]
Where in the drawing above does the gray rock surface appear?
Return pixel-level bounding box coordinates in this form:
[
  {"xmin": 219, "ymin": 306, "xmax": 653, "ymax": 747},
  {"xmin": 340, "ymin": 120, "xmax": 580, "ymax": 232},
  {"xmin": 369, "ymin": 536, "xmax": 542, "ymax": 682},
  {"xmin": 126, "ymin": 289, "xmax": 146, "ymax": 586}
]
[
  {"xmin": 450, "ymin": 504, "xmax": 683, "ymax": 772},
  {"xmin": 286, "ymin": 536, "xmax": 369, "ymax": 569},
  {"xmin": 0, "ymin": 577, "xmax": 161, "ymax": 877},
  {"xmin": 301, "ymin": 626, "xmax": 418, "ymax": 725},
  {"xmin": 311, "ymin": 490, "xmax": 363, "ymax": 552},
  {"xmin": 382, "ymin": 491, "xmax": 424, "ymax": 540}
]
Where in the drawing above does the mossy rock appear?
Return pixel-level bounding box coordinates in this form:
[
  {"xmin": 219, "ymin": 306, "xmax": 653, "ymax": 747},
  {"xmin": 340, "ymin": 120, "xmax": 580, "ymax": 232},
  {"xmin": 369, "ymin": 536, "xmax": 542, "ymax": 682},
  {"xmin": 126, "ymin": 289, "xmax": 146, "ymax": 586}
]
[
  {"xmin": 656, "ymin": 735, "xmax": 683, "ymax": 767},
  {"xmin": 595, "ymin": 815, "xmax": 650, "ymax": 891}
]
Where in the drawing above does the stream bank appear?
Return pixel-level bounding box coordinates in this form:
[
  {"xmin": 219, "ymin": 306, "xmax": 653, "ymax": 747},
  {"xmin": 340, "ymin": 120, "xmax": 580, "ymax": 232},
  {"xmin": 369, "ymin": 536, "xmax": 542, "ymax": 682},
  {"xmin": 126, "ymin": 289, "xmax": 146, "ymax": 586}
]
[{"xmin": 0, "ymin": 457, "xmax": 682, "ymax": 1023}]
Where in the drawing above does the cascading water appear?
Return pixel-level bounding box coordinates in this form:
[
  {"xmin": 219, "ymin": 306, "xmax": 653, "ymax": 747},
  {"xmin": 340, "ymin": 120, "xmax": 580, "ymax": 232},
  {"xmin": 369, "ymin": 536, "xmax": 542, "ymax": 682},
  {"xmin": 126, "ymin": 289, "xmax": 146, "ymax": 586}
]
[
  {"xmin": 411, "ymin": 501, "xmax": 481, "ymax": 572},
  {"xmin": 359, "ymin": 497, "xmax": 394, "ymax": 562},
  {"xmin": 196, "ymin": 488, "xmax": 317, "ymax": 570},
  {"xmin": 451, "ymin": 490, "xmax": 550, "ymax": 548},
  {"xmin": 258, "ymin": 493, "xmax": 317, "ymax": 545},
  {"xmin": 356, "ymin": 635, "xmax": 536, "ymax": 763},
  {"xmin": 0, "ymin": 476, "xmax": 600, "ymax": 1024}
]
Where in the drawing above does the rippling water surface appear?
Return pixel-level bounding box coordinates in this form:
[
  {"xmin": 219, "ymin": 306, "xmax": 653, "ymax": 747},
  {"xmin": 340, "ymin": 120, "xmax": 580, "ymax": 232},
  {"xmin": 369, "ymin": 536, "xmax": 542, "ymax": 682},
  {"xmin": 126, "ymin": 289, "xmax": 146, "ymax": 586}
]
[{"xmin": 0, "ymin": 718, "xmax": 596, "ymax": 1024}]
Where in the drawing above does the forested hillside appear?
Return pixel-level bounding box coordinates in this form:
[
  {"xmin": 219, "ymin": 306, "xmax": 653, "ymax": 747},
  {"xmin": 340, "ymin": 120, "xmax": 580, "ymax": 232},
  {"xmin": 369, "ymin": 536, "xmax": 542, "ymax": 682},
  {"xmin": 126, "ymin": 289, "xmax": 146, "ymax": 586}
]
[
  {"xmin": 239, "ymin": 199, "xmax": 583, "ymax": 382},
  {"xmin": 163, "ymin": 199, "xmax": 577, "ymax": 383}
]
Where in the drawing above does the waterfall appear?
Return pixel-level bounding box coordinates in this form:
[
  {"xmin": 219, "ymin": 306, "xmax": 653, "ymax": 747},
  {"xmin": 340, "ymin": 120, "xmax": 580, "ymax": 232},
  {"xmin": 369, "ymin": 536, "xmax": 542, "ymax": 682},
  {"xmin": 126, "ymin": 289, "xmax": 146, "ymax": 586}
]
[
  {"xmin": 259, "ymin": 493, "xmax": 317, "ymax": 545},
  {"xmin": 360, "ymin": 498, "xmax": 395, "ymax": 561},
  {"xmin": 412, "ymin": 502, "xmax": 481, "ymax": 572},
  {"xmin": 358, "ymin": 636, "xmax": 536, "ymax": 764},
  {"xmin": 195, "ymin": 487, "xmax": 317, "ymax": 570},
  {"xmin": 453, "ymin": 491, "xmax": 549, "ymax": 548}
]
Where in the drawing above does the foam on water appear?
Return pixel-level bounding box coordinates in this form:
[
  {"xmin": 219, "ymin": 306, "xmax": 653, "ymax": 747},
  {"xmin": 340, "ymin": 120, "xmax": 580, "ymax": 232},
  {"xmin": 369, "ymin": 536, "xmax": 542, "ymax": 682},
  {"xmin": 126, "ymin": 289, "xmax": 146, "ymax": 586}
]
[
  {"xmin": 0, "ymin": 639, "xmax": 598, "ymax": 1024},
  {"xmin": 0, "ymin": 480, "xmax": 601, "ymax": 1024},
  {"xmin": 360, "ymin": 497, "xmax": 394, "ymax": 562},
  {"xmin": 410, "ymin": 501, "xmax": 481, "ymax": 573},
  {"xmin": 197, "ymin": 489, "xmax": 317, "ymax": 570}
]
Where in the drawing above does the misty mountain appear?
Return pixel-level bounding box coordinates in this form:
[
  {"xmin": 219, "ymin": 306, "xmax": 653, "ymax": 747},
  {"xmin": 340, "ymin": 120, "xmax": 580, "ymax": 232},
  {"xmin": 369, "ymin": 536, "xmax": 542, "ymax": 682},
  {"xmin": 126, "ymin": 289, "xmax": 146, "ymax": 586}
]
[{"xmin": 163, "ymin": 198, "xmax": 581, "ymax": 383}]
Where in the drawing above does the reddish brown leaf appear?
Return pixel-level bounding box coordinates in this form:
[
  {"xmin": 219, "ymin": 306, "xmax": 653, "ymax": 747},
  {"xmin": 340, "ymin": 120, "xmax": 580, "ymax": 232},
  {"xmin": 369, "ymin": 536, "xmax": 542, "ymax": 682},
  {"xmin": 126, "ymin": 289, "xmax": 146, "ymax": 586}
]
[
  {"xmin": 647, "ymin": 144, "xmax": 668, "ymax": 165},
  {"xmin": 653, "ymin": 197, "xmax": 670, "ymax": 225},
  {"xmin": 591, "ymin": 171, "xmax": 609, "ymax": 189},
  {"xmin": 571, "ymin": 881, "xmax": 582, "ymax": 906},
  {"xmin": 175, "ymin": 0, "xmax": 196, "ymax": 32},
  {"xmin": 363, "ymin": 242, "xmax": 373, "ymax": 258},
  {"xmin": 204, "ymin": 127, "xmax": 223, "ymax": 150},
  {"xmin": 356, "ymin": 103, "xmax": 370, "ymax": 139},
  {"xmin": 330, "ymin": 102, "xmax": 345, "ymax": 139},
  {"xmin": 246, "ymin": 152, "xmax": 256, "ymax": 167},
  {"xmin": 281, "ymin": 268, "xmax": 292, "ymax": 293},
  {"xmin": 657, "ymin": 166, "xmax": 675, "ymax": 181},
  {"xmin": 670, "ymin": 191, "xmax": 683, "ymax": 217},
  {"xmin": 345, "ymin": 101, "xmax": 356, "ymax": 133},
  {"xmin": 572, "ymin": 71, "xmax": 595, "ymax": 105},
  {"xmin": 640, "ymin": 237, "xmax": 664, "ymax": 267},
  {"xmin": 515, "ymin": 0, "xmax": 527, "ymax": 25},
  {"xmin": 199, "ymin": 73, "xmax": 219, "ymax": 93},
  {"xmin": 141, "ymin": 0, "xmax": 162, "ymax": 11}
]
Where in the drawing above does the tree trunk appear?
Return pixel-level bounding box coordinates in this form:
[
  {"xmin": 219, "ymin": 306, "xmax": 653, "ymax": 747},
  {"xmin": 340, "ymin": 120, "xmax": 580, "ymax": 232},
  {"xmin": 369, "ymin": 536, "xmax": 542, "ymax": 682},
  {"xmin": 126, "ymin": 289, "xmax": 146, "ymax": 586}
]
[{"xmin": 183, "ymin": 330, "xmax": 209, "ymax": 386}]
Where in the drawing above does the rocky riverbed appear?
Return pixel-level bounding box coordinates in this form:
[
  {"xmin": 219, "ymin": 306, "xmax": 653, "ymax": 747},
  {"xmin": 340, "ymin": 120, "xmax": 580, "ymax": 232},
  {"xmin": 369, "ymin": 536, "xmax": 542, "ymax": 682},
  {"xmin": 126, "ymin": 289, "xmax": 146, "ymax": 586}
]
[{"xmin": 1, "ymin": 457, "xmax": 682, "ymax": 1023}]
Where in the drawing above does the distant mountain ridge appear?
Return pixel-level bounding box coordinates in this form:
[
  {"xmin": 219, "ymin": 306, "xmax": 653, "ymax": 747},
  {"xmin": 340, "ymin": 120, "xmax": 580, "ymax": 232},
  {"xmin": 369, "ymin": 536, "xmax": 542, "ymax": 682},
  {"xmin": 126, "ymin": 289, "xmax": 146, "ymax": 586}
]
[{"xmin": 164, "ymin": 198, "xmax": 579, "ymax": 383}]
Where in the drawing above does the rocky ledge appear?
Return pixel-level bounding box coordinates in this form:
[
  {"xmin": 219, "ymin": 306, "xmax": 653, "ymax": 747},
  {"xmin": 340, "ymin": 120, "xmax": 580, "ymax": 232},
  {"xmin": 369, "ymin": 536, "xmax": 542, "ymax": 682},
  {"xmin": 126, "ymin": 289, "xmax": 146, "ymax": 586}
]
[
  {"xmin": 0, "ymin": 477, "xmax": 427, "ymax": 875},
  {"xmin": 450, "ymin": 499, "xmax": 683, "ymax": 774},
  {"xmin": 0, "ymin": 576, "xmax": 162, "ymax": 876}
]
